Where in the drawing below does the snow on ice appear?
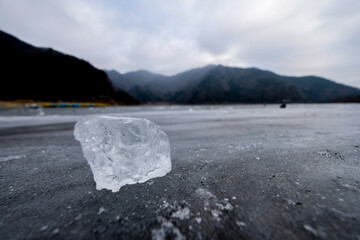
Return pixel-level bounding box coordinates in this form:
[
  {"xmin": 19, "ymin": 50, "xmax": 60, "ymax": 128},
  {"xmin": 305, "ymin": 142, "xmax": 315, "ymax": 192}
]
[{"xmin": 74, "ymin": 116, "xmax": 171, "ymax": 192}]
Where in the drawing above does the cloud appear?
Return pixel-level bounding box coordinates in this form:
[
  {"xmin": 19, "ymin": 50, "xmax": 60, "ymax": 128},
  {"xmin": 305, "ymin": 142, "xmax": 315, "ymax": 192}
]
[{"xmin": 0, "ymin": 0, "xmax": 359, "ymax": 87}]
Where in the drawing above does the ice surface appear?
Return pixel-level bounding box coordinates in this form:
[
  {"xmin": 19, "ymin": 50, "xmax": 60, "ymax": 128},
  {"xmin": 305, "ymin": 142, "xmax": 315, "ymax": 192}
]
[{"xmin": 74, "ymin": 116, "xmax": 171, "ymax": 192}]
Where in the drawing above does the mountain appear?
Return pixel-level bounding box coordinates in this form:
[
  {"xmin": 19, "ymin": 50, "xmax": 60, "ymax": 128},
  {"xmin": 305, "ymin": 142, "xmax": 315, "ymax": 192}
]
[
  {"xmin": 0, "ymin": 30, "xmax": 137, "ymax": 104},
  {"xmin": 106, "ymin": 65, "xmax": 218, "ymax": 103},
  {"xmin": 280, "ymin": 75, "xmax": 360, "ymax": 103},
  {"xmin": 107, "ymin": 70, "xmax": 171, "ymax": 103},
  {"xmin": 171, "ymin": 66, "xmax": 302, "ymax": 104},
  {"xmin": 174, "ymin": 65, "xmax": 360, "ymax": 104},
  {"xmin": 107, "ymin": 65, "xmax": 360, "ymax": 104}
]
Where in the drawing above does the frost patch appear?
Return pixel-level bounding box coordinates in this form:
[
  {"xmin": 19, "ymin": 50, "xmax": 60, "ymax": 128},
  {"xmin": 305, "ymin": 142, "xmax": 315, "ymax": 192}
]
[
  {"xmin": 211, "ymin": 209, "xmax": 222, "ymax": 221},
  {"xmin": 195, "ymin": 188, "xmax": 234, "ymax": 221},
  {"xmin": 0, "ymin": 155, "xmax": 25, "ymax": 162},
  {"xmin": 160, "ymin": 200, "xmax": 191, "ymax": 221},
  {"xmin": 236, "ymin": 221, "xmax": 247, "ymax": 227},
  {"xmin": 172, "ymin": 207, "xmax": 190, "ymax": 220},
  {"xmin": 195, "ymin": 188, "xmax": 216, "ymax": 208},
  {"xmin": 303, "ymin": 224, "xmax": 327, "ymax": 238},
  {"xmin": 152, "ymin": 217, "xmax": 185, "ymax": 240},
  {"xmin": 315, "ymin": 150, "xmax": 344, "ymax": 159}
]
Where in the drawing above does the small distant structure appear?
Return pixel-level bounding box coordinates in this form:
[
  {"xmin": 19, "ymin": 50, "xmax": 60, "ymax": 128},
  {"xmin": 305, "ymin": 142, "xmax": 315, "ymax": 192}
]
[{"xmin": 280, "ymin": 99, "xmax": 290, "ymax": 108}]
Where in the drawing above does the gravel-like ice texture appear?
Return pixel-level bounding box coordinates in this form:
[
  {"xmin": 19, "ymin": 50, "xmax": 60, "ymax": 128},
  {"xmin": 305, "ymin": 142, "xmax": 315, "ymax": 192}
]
[{"xmin": 74, "ymin": 116, "xmax": 171, "ymax": 192}]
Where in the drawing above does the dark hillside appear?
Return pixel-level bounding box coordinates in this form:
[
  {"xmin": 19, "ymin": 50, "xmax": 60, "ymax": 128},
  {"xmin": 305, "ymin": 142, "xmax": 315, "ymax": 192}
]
[{"xmin": 0, "ymin": 30, "xmax": 137, "ymax": 104}]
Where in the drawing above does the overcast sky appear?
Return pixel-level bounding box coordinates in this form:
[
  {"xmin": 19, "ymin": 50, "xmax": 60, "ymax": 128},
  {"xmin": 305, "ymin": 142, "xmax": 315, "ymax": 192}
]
[{"xmin": 0, "ymin": 0, "xmax": 359, "ymax": 87}]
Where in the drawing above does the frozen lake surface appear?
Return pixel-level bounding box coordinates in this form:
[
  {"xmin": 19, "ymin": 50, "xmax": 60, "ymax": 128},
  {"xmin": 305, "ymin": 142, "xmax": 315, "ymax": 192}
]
[{"xmin": 0, "ymin": 104, "xmax": 359, "ymax": 239}]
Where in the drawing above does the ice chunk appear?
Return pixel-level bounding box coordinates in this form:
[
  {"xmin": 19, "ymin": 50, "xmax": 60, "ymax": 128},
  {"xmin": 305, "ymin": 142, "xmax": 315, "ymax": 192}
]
[{"xmin": 74, "ymin": 116, "xmax": 171, "ymax": 192}]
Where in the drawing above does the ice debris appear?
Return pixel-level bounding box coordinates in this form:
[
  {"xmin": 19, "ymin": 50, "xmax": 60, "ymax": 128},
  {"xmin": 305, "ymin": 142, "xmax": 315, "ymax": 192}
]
[
  {"xmin": 74, "ymin": 116, "xmax": 171, "ymax": 192},
  {"xmin": 196, "ymin": 188, "xmax": 234, "ymax": 222},
  {"xmin": 40, "ymin": 225, "xmax": 48, "ymax": 231},
  {"xmin": 98, "ymin": 207, "xmax": 106, "ymax": 215},
  {"xmin": 303, "ymin": 224, "xmax": 318, "ymax": 236},
  {"xmin": 171, "ymin": 207, "xmax": 190, "ymax": 220},
  {"xmin": 236, "ymin": 221, "xmax": 247, "ymax": 227},
  {"xmin": 195, "ymin": 217, "xmax": 202, "ymax": 224},
  {"xmin": 152, "ymin": 217, "xmax": 185, "ymax": 240}
]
